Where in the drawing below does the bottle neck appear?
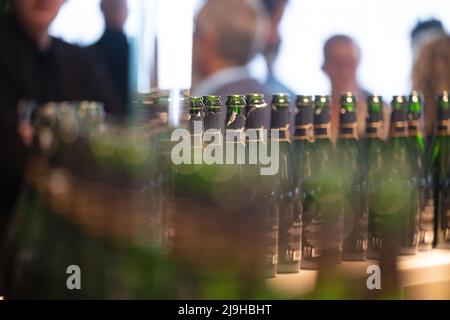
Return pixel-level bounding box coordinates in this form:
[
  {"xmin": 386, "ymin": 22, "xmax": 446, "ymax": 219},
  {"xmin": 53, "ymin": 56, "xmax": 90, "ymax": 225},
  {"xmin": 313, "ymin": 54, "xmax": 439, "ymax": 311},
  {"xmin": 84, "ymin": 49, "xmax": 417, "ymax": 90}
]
[
  {"xmin": 436, "ymin": 118, "xmax": 450, "ymax": 137},
  {"xmin": 408, "ymin": 113, "xmax": 422, "ymax": 137},
  {"xmin": 338, "ymin": 108, "xmax": 358, "ymax": 140},
  {"xmin": 390, "ymin": 120, "xmax": 408, "ymax": 138},
  {"xmin": 271, "ymin": 107, "xmax": 291, "ymax": 142},
  {"xmin": 226, "ymin": 106, "xmax": 246, "ymax": 131},
  {"xmin": 314, "ymin": 107, "xmax": 331, "ymax": 140},
  {"xmin": 314, "ymin": 123, "xmax": 331, "ymax": 140},
  {"xmin": 366, "ymin": 119, "xmax": 383, "ymax": 140},
  {"xmin": 295, "ymin": 106, "xmax": 314, "ymax": 143},
  {"xmin": 390, "ymin": 107, "xmax": 408, "ymax": 138}
]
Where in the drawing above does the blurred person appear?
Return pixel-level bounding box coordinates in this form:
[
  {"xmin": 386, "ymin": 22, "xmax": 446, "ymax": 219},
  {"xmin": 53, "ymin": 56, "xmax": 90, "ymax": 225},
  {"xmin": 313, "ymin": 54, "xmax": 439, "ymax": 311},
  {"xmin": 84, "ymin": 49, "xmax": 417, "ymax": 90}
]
[
  {"xmin": 411, "ymin": 19, "xmax": 447, "ymax": 64},
  {"xmin": 322, "ymin": 35, "xmax": 390, "ymax": 142},
  {"xmin": 259, "ymin": 0, "xmax": 294, "ymax": 97},
  {"xmin": 0, "ymin": 0, "xmax": 121, "ymax": 268},
  {"xmin": 322, "ymin": 35, "xmax": 369, "ymax": 142},
  {"xmin": 413, "ymin": 36, "xmax": 450, "ymax": 138},
  {"xmin": 192, "ymin": 0, "xmax": 271, "ymax": 127},
  {"xmin": 88, "ymin": 0, "xmax": 130, "ymax": 114}
]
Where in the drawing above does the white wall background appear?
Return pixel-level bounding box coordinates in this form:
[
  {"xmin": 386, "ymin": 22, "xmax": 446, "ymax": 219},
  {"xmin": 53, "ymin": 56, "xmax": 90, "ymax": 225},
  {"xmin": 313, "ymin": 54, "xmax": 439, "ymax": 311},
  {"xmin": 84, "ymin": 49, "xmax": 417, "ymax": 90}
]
[{"xmin": 50, "ymin": 0, "xmax": 450, "ymax": 95}]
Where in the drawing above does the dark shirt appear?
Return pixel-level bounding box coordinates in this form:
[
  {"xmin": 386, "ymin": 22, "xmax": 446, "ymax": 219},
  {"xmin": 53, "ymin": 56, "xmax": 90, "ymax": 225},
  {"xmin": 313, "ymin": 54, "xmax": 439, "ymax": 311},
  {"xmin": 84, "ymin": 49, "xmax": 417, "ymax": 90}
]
[
  {"xmin": 0, "ymin": 16, "xmax": 122, "ymax": 227},
  {"xmin": 87, "ymin": 29, "xmax": 130, "ymax": 114}
]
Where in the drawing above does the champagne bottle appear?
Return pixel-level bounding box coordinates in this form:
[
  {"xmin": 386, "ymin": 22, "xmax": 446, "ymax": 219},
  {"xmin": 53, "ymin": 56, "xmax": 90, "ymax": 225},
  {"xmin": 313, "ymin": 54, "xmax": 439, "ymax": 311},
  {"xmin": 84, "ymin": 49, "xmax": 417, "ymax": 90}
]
[
  {"xmin": 245, "ymin": 94, "xmax": 279, "ymax": 278},
  {"xmin": 293, "ymin": 96, "xmax": 314, "ymax": 270},
  {"xmin": 271, "ymin": 94, "xmax": 301, "ymax": 274},
  {"xmin": 387, "ymin": 96, "xmax": 419, "ymax": 255},
  {"xmin": 302, "ymin": 95, "xmax": 343, "ymax": 269},
  {"xmin": 408, "ymin": 91, "xmax": 434, "ymax": 251},
  {"xmin": 432, "ymin": 91, "xmax": 450, "ymax": 248},
  {"xmin": 338, "ymin": 93, "xmax": 367, "ymax": 261},
  {"xmin": 365, "ymin": 96, "xmax": 387, "ymax": 259},
  {"xmin": 225, "ymin": 95, "xmax": 246, "ymax": 166},
  {"xmin": 203, "ymin": 95, "xmax": 224, "ymax": 135}
]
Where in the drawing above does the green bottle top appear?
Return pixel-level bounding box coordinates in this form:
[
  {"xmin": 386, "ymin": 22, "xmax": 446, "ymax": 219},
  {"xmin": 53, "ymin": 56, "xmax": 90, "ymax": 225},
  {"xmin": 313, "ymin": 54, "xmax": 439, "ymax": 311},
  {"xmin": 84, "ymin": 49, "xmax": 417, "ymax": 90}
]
[
  {"xmin": 246, "ymin": 93, "xmax": 267, "ymax": 111},
  {"xmin": 296, "ymin": 95, "xmax": 314, "ymax": 110},
  {"xmin": 408, "ymin": 91, "xmax": 424, "ymax": 119},
  {"xmin": 408, "ymin": 91, "xmax": 424, "ymax": 136},
  {"xmin": 314, "ymin": 95, "xmax": 331, "ymax": 123},
  {"xmin": 366, "ymin": 96, "xmax": 384, "ymax": 138},
  {"xmin": 392, "ymin": 96, "xmax": 407, "ymax": 112},
  {"xmin": 339, "ymin": 92, "xmax": 358, "ymax": 139},
  {"xmin": 226, "ymin": 95, "xmax": 246, "ymax": 131},
  {"xmin": 340, "ymin": 92, "xmax": 357, "ymax": 113},
  {"xmin": 295, "ymin": 96, "xmax": 314, "ymax": 142},
  {"xmin": 189, "ymin": 96, "xmax": 205, "ymax": 115},
  {"xmin": 203, "ymin": 95, "xmax": 222, "ymax": 112},
  {"xmin": 271, "ymin": 94, "xmax": 290, "ymax": 110},
  {"xmin": 295, "ymin": 95, "xmax": 314, "ymax": 125},
  {"xmin": 246, "ymin": 93, "xmax": 267, "ymax": 131},
  {"xmin": 390, "ymin": 96, "xmax": 408, "ymax": 137},
  {"xmin": 314, "ymin": 95, "xmax": 331, "ymax": 139},
  {"xmin": 271, "ymin": 94, "xmax": 291, "ymax": 136},
  {"xmin": 340, "ymin": 92, "xmax": 357, "ymax": 120},
  {"xmin": 438, "ymin": 91, "xmax": 450, "ymax": 118},
  {"xmin": 437, "ymin": 91, "xmax": 450, "ymax": 135},
  {"xmin": 226, "ymin": 95, "xmax": 246, "ymax": 116},
  {"xmin": 368, "ymin": 96, "xmax": 383, "ymax": 115}
]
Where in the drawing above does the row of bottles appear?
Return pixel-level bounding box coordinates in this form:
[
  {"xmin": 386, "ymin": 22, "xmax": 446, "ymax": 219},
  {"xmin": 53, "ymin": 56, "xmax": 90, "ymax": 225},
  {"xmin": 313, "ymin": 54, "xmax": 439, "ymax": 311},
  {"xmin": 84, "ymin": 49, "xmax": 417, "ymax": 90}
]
[
  {"xmin": 184, "ymin": 90, "xmax": 450, "ymax": 276},
  {"xmin": 183, "ymin": 94, "xmax": 301, "ymax": 278},
  {"xmin": 2, "ymin": 90, "xmax": 448, "ymax": 298}
]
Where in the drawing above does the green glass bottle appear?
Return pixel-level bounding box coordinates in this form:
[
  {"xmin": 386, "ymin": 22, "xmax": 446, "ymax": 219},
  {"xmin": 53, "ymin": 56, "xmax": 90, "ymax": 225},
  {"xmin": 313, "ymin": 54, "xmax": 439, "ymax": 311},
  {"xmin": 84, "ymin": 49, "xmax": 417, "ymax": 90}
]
[
  {"xmin": 172, "ymin": 97, "xmax": 205, "ymax": 197},
  {"xmin": 203, "ymin": 95, "xmax": 224, "ymax": 134},
  {"xmin": 365, "ymin": 96, "xmax": 387, "ymax": 260},
  {"xmin": 226, "ymin": 95, "xmax": 246, "ymax": 131},
  {"xmin": 302, "ymin": 95, "xmax": 343, "ymax": 269},
  {"xmin": 271, "ymin": 94, "xmax": 301, "ymax": 274},
  {"xmin": 338, "ymin": 93, "xmax": 367, "ymax": 261},
  {"xmin": 188, "ymin": 97, "xmax": 205, "ymax": 164},
  {"xmin": 432, "ymin": 91, "xmax": 450, "ymax": 248},
  {"xmin": 386, "ymin": 96, "xmax": 419, "ymax": 255},
  {"xmin": 293, "ymin": 96, "xmax": 314, "ymax": 271},
  {"xmin": 188, "ymin": 97, "xmax": 205, "ymax": 129},
  {"xmin": 221, "ymin": 94, "xmax": 247, "ymax": 206},
  {"xmin": 408, "ymin": 91, "xmax": 434, "ymax": 251},
  {"xmin": 245, "ymin": 94, "xmax": 279, "ymax": 278},
  {"xmin": 225, "ymin": 95, "xmax": 246, "ymax": 164}
]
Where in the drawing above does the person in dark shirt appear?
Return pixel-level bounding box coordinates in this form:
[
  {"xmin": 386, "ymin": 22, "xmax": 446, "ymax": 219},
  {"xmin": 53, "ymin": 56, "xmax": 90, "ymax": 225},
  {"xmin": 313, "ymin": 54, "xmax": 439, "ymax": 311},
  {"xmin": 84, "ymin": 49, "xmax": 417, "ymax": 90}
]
[
  {"xmin": 0, "ymin": 0, "xmax": 122, "ymax": 261},
  {"xmin": 87, "ymin": 0, "xmax": 130, "ymax": 114}
]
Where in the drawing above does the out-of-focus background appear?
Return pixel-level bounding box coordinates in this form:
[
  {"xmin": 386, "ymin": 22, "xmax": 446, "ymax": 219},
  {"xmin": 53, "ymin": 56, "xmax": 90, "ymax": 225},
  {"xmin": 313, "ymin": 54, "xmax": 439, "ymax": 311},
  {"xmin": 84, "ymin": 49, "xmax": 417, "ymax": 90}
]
[{"xmin": 50, "ymin": 0, "xmax": 450, "ymax": 95}]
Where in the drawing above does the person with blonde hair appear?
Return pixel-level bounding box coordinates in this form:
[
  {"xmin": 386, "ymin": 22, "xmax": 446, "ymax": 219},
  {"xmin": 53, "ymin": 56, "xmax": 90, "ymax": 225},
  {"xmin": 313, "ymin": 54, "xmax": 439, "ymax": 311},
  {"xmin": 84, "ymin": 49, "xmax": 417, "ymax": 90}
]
[{"xmin": 413, "ymin": 36, "xmax": 450, "ymax": 138}]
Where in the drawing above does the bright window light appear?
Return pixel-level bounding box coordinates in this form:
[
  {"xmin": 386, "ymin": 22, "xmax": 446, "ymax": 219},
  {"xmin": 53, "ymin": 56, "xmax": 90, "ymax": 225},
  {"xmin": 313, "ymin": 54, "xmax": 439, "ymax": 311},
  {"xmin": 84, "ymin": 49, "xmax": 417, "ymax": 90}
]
[{"xmin": 50, "ymin": 0, "xmax": 450, "ymax": 96}]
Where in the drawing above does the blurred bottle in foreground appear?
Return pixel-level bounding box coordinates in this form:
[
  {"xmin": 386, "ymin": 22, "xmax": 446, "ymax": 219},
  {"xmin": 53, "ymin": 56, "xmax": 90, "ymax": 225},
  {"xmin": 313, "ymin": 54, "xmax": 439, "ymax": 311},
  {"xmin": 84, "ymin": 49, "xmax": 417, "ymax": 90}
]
[{"xmin": 3, "ymin": 101, "xmax": 183, "ymax": 299}]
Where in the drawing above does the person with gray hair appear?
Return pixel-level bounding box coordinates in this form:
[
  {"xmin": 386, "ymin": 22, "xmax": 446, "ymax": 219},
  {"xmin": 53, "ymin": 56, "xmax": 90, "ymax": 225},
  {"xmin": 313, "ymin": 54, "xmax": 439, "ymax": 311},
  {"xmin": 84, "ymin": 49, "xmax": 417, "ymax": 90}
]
[{"xmin": 192, "ymin": 0, "xmax": 271, "ymax": 127}]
